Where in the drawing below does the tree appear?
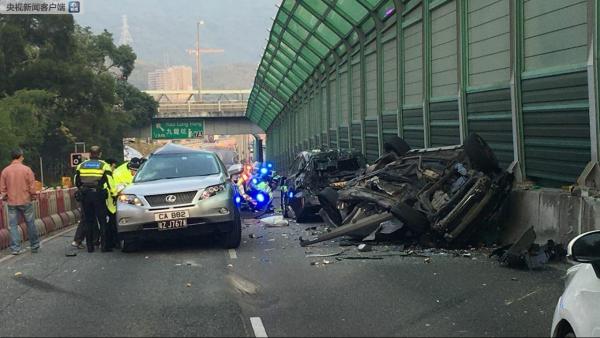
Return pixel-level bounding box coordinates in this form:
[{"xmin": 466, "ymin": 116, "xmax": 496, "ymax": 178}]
[
  {"xmin": 0, "ymin": 89, "xmax": 53, "ymax": 169},
  {"xmin": 0, "ymin": 15, "xmax": 157, "ymax": 184},
  {"xmin": 116, "ymin": 80, "xmax": 158, "ymax": 128}
]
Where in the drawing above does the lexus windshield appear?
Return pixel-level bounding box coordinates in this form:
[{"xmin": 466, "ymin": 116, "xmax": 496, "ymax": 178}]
[{"xmin": 134, "ymin": 153, "xmax": 221, "ymax": 183}]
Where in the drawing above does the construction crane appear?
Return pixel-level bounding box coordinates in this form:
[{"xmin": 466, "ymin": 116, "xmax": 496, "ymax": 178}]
[{"xmin": 186, "ymin": 21, "xmax": 224, "ymax": 102}]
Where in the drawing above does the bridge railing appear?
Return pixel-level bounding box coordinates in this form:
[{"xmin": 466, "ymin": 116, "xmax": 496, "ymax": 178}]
[{"xmin": 157, "ymin": 101, "xmax": 248, "ymax": 114}]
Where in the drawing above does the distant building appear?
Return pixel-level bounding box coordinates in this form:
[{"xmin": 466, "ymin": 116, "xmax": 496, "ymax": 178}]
[
  {"xmin": 147, "ymin": 69, "xmax": 168, "ymax": 90},
  {"xmin": 148, "ymin": 66, "xmax": 193, "ymax": 101},
  {"xmin": 147, "ymin": 66, "xmax": 193, "ymax": 91},
  {"xmin": 166, "ymin": 66, "xmax": 193, "ymax": 91}
]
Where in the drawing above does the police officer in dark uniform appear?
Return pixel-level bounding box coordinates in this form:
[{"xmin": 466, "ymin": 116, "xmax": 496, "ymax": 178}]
[{"xmin": 74, "ymin": 146, "xmax": 114, "ymax": 252}]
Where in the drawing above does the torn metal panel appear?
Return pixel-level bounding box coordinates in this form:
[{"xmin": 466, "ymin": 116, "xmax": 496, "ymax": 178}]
[{"xmin": 299, "ymin": 212, "xmax": 394, "ymax": 247}]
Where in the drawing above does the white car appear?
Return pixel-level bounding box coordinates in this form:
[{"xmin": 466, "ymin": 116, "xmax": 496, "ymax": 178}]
[{"xmin": 551, "ymin": 230, "xmax": 600, "ymax": 337}]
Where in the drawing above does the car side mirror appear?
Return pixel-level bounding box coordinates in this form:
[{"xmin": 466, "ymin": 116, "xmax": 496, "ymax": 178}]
[
  {"xmin": 228, "ymin": 164, "xmax": 243, "ymax": 177},
  {"xmin": 568, "ymin": 230, "xmax": 600, "ymax": 278}
]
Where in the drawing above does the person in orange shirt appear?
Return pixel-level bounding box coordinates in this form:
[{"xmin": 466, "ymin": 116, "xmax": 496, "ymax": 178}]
[{"xmin": 0, "ymin": 148, "xmax": 40, "ymax": 255}]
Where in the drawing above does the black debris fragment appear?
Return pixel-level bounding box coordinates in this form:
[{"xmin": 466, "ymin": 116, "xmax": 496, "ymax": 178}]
[{"xmin": 490, "ymin": 227, "xmax": 566, "ymax": 269}]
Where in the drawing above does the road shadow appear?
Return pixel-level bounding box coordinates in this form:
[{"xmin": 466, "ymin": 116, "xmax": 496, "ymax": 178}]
[{"xmin": 133, "ymin": 235, "xmax": 225, "ymax": 254}]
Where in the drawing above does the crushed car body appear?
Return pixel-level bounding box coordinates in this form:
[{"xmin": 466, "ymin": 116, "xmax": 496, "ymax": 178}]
[
  {"xmin": 300, "ymin": 133, "xmax": 514, "ymax": 248},
  {"xmin": 282, "ymin": 149, "xmax": 367, "ymax": 222}
]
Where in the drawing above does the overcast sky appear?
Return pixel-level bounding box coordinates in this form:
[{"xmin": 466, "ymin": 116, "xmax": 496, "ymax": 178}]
[{"xmin": 76, "ymin": 0, "xmax": 279, "ymax": 68}]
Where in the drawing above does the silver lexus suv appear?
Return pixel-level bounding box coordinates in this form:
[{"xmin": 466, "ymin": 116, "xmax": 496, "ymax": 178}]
[{"xmin": 117, "ymin": 143, "xmax": 242, "ymax": 251}]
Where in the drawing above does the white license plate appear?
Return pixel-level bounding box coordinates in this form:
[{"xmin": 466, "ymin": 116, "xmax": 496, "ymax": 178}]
[
  {"xmin": 158, "ymin": 219, "xmax": 188, "ymax": 230},
  {"xmin": 154, "ymin": 210, "xmax": 189, "ymax": 221}
]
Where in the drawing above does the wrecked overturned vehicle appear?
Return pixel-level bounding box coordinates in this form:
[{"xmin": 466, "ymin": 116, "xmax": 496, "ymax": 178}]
[
  {"xmin": 300, "ymin": 133, "xmax": 513, "ymax": 248},
  {"xmin": 282, "ymin": 149, "xmax": 367, "ymax": 222}
]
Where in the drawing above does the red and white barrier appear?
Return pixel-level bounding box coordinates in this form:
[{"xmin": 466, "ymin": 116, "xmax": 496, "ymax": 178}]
[{"xmin": 0, "ymin": 188, "xmax": 81, "ymax": 251}]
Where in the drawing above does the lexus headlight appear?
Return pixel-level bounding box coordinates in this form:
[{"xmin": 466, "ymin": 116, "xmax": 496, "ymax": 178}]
[
  {"xmin": 200, "ymin": 184, "xmax": 226, "ymax": 200},
  {"xmin": 118, "ymin": 194, "xmax": 144, "ymax": 206}
]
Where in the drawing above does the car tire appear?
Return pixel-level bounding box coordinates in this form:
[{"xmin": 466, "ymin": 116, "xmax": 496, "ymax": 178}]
[
  {"xmin": 390, "ymin": 202, "xmax": 429, "ymax": 234},
  {"xmin": 383, "ymin": 136, "xmax": 411, "ymax": 157},
  {"xmin": 317, "ymin": 187, "xmax": 343, "ymax": 226},
  {"xmin": 464, "ymin": 133, "xmax": 499, "ymax": 174},
  {"xmin": 122, "ymin": 239, "xmax": 140, "ymax": 253},
  {"xmin": 223, "ymin": 209, "xmax": 242, "ymax": 249}
]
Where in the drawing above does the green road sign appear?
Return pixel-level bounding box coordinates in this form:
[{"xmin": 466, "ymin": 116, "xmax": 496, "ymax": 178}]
[{"xmin": 151, "ymin": 119, "xmax": 204, "ymax": 139}]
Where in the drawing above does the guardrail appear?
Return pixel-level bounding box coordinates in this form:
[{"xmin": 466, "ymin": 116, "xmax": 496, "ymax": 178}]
[
  {"xmin": 0, "ymin": 188, "xmax": 81, "ymax": 250},
  {"xmin": 158, "ymin": 101, "xmax": 248, "ymax": 114}
]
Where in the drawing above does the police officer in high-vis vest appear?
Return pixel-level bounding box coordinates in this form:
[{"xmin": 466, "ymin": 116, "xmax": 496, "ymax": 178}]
[
  {"xmin": 113, "ymin": 157, "xmax": 141, "ymax": 190},
  {"xmin": 104, "ymin": 158, "xmax": 119, "ymax": 250},
  {"xmin": 74, "ymin": 146, "xmax": 115, "ymax": 252}
]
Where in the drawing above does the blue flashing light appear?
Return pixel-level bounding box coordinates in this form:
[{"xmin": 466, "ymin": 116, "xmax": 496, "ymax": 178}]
[
  {"xmin": 260, "ymin": 167, "xmax": 268, "ymax": 174},
  {"xmin": 288, "ymin": 191, "xmax": 294, "ymax": 199},
  {"xmin": 267, "ymin": 163, "xmax": 273, "ymax": 168},
  {"xmin": 235, "ymin": 196, "xmax": 241, "ymax": 204},
  {"xmin": 256, "ymin": 193, "xmax": 265, "ymax": 203},
  {"xmin": 252, "ymin": 178, "xmax": 258, "ymax": 185}
]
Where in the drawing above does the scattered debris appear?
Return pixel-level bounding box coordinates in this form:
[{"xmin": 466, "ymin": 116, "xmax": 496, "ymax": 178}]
[
  {"xmin": 323, "ymin": 259, "xmax": 332, "ymax": 265},
  {"xmin": 14, "ymin": 272, "xmax": 23, "ymax": 277},
  {"xmin": 341, "ymin": 256, "xmax": 384, "ymax": 260},
  {"xmin": 424, "ymin": 258, "xmax": 432, "ymax": 264},
  {"xmin": 145, "ymin": 256, "xmax": 149, "ymax": 259},
  {"xmin": 310, "ymin": 261, "xmax": 320, "ymax": 266},
  {"xmin": 305, "ymin": 226, "xmax": 318, "ymax": 231},
  {"xmin": 186, "ymin": 283, "xmax": 192, "ymax": 288},
  {"xmin": 490, "ymin": 227, "xmax": 566, "ymax": 270},
  {"xmin": 227, "ymin": 264, "xmax": 233, "ymax": 268},
  {"xmin": 249, "ymin": 234, "xmax": 263, "ymax": 239},
  {"xmin": 305, "ymin": 249, "xmax": 347, "ymax": 258},
  {"xmin": 357, "ymin": 244, "xmax": 372, "ymax": 252},
  {"xmin": 260, "ymin": 215, "xmax": 289, "ymax": 227}
]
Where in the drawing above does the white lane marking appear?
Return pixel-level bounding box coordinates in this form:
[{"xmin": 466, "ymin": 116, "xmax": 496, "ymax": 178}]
[
  {"xmin": 505, "ymin": 289, "xmax": 540, "ymax": 306},
  {"xmin": 228, "ymin": 249, "xmax": 238, "ymax": 259},
  {"xmin": 250, "ymin": 317, "xmax": 268, "ymax": 338},
  {"xmin": 0, "ymin": 225, "xmax": 75, "ymax": 264}
]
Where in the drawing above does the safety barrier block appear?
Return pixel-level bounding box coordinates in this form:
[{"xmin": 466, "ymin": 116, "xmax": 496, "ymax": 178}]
[
  {"xmin": 34, "ymin": 218, "xmax": 47, "ymax": 237},
  {"xmin": 65, "ymin": 210, "xmax": 76, "ymax": 225},
  {"xmin": 48, "ymin": 191, "xmax": 57, "ymax": 215},
  {"xmin": 38, "ymin": 192, "xmax": 49, "ymax": 218},
  {"xmin": 33, "ymin": 199, "xmax": 41, "ymax": 219},
  {"xmin": 58, "ymin": 213, "xmax": 69, "ymax": 227},
  {"xmin": 0, "ymin": 188, "xmax": 80, "ymax": 250},
  {"xmin": 42, "ymin": 216, "xmax": 56, "ymax": 233},
  {"xmin": 0, "ymin": 228, "xmax": 8, "ymax": 249},
  {"xmin": 56, "ymin": 190, "xmax": 66, "ymax": 214},
  {"xmin": 50, "ymin": 214, "xmax": 63, "ymax": 229}
]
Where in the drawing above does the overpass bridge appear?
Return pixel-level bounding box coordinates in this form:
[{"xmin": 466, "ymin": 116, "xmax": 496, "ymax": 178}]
[{"xmin": 138, "ymin": 89, "xmax": 262, "ymax": 136}]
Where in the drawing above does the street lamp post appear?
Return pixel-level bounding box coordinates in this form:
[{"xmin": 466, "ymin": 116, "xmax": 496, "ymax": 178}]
[{"xmin": 196, "ymin": 20, "xmax": 204, "ymax": 102}]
